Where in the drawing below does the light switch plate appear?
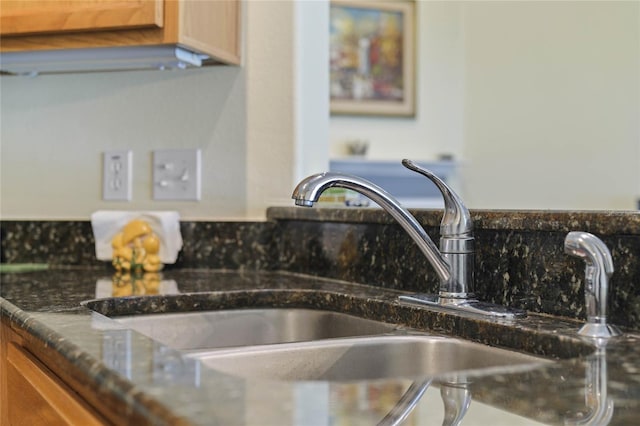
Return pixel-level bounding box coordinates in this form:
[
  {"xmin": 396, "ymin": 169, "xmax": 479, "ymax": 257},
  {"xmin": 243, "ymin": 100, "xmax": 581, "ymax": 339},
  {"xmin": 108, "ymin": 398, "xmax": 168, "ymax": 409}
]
[
  {"xmin": 153, "ymin": 149, "xmax": 201, "ymax": 201},
  {"xmin": 103, "ymin": 150, "xmax": 132, "ymax": 201}
]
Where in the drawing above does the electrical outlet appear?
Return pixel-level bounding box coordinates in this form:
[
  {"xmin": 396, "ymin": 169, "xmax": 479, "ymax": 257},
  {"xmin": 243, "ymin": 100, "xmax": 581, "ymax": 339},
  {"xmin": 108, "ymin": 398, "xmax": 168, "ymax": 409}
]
[
  {"xmin": 103, "ymin": 150, "xmax": 132, "ymax": 201},
  {"xmin": 153, "ymin": 149, "xmax": 201, "ymax": 201}
]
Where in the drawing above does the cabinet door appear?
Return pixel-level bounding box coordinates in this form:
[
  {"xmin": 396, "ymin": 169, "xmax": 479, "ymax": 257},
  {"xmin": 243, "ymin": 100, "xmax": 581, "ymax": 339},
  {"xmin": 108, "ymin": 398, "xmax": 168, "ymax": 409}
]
[
  {"xmin": 179, "ymin": 0, "xmax": 240, "ymax": 64},
  {"xmin": 0, "ymin": 0, "xmax": 163, "ymax": 36},
  {"xmin": 5, "ymin": 342, "xmax": 106, "ymax": 425}
]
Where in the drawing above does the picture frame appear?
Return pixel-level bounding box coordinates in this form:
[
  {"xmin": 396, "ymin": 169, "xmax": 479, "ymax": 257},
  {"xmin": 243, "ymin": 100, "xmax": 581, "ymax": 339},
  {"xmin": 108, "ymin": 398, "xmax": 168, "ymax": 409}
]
[{"xmin": 329, "ymin": 0, "xmax": 415, "ymax": 117}]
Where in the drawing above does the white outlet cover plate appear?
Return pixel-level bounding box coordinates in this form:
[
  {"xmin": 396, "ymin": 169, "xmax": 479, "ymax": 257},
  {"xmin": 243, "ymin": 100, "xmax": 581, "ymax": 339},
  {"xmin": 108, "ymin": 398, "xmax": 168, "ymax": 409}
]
[
  {"xmin": 153, "ymin": 149, "xmax": 201, "ymax": 201},
  {"xmin": 103, "ymin": 150, "xmax": 132, "ymax": 201}
]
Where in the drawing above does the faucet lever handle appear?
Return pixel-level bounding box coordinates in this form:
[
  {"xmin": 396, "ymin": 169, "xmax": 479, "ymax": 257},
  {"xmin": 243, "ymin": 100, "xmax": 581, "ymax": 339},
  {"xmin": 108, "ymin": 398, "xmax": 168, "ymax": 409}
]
[{"xmin": 402, "ymin": 159, "xmax": 472, "ymax": 237}]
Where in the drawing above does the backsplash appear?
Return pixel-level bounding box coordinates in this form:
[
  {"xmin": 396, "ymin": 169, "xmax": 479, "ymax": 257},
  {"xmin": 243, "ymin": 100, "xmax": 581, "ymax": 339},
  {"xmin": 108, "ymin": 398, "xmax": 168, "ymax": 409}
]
[
  {"xmin": 176, "ymin": 221, "xmax": 276, "ymax": 271},
  {"xmin": 0, "ymin": 221, "xmax": 275, "ymax": 271},
  {"xmin": 0, "ymin": 221, "xmax": 99, "ymax": 266},
  {"xmin": 267, "ymin": 208, "xmax": 640, "ymax": 330},
  {"xmin": 2, "ymin": 208, "xmax": 639, "ymax": 330}
]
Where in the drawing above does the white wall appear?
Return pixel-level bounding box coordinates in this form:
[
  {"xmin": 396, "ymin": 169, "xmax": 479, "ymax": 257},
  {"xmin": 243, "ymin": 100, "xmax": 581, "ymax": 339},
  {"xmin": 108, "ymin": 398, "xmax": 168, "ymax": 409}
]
[
  {"xmin": 1, "ymin": 68, "xmax": 248, "ymax": 220},
  {"xmin": 0, "ymin": 0, "xmax": 308, "ymax": 221},
  {"xmin": 245, "ymin": 0, "xmax": 330, "ymax": 218},
  {"xmin": 294, "ymin": 0, "xmax": 330, "ymax": 182},
  {"xmin": 462, "ymin": 1, "xmax": 639, "ymax": 210},
  {"xmin": 244, "ymin": 0, "xmax": 295, "ymax": 219},
  {"xmin": 330, "ymin": 1, "xmax": 640, "ymax": 210},
  {"xmin": 1, "ymin": 1, "xmax": 638, "ymax": 219}
]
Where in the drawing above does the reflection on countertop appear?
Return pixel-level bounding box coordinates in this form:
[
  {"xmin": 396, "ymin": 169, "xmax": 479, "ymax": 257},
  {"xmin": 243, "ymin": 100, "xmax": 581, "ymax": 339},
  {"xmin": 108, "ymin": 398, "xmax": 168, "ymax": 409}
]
[{"xmin": 2, "ymin": 269, "xmax": 640, "ymax": 425}]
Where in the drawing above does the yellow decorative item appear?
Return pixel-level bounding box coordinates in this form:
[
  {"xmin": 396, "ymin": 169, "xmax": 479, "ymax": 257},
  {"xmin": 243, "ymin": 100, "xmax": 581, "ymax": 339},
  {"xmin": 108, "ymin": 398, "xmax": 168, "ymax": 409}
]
[
  {"xmin": 111, "ymin": 273, "xmax": 161, "ymax": 297},
  {"xmin": 111, "ymin": 219, "xmax": 164, "ymax": 273}
]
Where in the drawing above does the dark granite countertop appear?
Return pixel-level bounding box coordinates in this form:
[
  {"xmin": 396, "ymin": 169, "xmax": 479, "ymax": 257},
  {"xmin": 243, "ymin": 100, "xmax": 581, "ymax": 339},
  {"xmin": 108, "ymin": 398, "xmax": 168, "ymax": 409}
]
[
  {"xmin": 267, "ymin": 207, "xmax": 640, "ymax": 235},
  {"xmin": 2, "ymin": 268, "xmax": 640, "ymax": 425}
]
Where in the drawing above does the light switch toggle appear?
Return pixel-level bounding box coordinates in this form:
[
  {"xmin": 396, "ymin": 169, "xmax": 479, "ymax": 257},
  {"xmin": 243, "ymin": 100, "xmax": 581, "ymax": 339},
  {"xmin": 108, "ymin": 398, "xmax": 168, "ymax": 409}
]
[{"xmin": 153, "ymin": 149, "xmax": 201, "ymax": 201}]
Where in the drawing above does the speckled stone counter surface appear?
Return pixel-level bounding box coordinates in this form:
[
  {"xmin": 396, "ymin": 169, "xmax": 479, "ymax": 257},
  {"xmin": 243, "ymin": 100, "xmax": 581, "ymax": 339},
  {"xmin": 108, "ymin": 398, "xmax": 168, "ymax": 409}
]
[
  {"xmin": 2, "ymin": 208, "xmax": 640, "ymax": 424},
  {"xmin": 0, "ymin": 221, "xmax": 275, "ymax": 270},
  {"xmin": 267, "ymin": 208, "xmax": 640, "ymax": 331},
  {"xmin": 2, "ymin": 269, "xmax": 640, "ymax": 425},
  {"xmin": 2, "ymin": 209, "xmax": 638, "ymax": 329}
]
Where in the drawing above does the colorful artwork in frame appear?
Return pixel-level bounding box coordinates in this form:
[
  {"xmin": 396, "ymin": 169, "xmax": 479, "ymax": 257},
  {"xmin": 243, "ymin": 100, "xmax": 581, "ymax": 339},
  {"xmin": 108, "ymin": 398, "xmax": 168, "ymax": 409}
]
[{"xmin": 330, "ymin": 0, "xmax": 415, "ymax": 116}]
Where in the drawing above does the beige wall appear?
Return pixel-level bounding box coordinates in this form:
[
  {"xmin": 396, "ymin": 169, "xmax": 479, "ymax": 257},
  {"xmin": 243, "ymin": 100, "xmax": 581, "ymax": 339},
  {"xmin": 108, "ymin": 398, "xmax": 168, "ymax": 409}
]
[
  {"xmin": 245, "ymin": 0, "xmax": 296, "ymax": 219},
  {"xmin": 0, "ymin": 1, "xmax": 300, "ymax": 221},
  {"xmin": 462, "ymin": 1, "xmax": 639, "ymax": 210},
  {"xmin": 2, "ymin": 1, "xmax": 638, "ymax": 220},
  {"xmin": 1, "ymin": 68, "xmax": 248, "ymax": 220},
  {"xmin": 330, "ymin": 1, "xmax": 640, "ymax": 210}
]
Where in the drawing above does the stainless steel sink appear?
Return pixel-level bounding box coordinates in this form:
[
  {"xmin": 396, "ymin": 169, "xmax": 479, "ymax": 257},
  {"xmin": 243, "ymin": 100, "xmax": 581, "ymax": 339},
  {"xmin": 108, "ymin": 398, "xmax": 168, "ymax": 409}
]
[
  {"xmin": 190, "ymin": 335, "xmax": 548, "ymax": 382},
  {"xmin": 111, "ymin": 308, "xmax": 398, "ymax": 350},
  {"xmin": 111, "ymin": 308, "xmax": 548, "ymax": 383}
]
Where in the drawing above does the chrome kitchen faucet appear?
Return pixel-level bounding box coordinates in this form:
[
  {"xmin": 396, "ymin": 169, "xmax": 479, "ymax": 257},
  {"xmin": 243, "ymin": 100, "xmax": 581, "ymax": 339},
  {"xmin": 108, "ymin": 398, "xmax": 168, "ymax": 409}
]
[{"xmin": 292, "ymin": 159, "xmax": 526, "ymax": 319}]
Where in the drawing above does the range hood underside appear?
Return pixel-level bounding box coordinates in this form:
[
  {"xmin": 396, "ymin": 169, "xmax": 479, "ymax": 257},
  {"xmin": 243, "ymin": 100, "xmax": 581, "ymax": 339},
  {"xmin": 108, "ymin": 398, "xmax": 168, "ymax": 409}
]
[{"xmin": 0, "ymin": 45, "xmax": 217, "ymax": 75}]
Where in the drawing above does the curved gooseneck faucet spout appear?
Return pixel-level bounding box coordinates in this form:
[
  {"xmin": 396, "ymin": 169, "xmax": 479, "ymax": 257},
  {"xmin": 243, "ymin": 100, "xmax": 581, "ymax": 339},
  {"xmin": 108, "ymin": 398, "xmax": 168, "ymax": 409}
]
[
  {"xmin": 292, "ymin": 159, "xmax": 526, "ymax": 319},
  {"xmin": 292, "ymin": 168, "xmax": 453, "ymax": 287}
]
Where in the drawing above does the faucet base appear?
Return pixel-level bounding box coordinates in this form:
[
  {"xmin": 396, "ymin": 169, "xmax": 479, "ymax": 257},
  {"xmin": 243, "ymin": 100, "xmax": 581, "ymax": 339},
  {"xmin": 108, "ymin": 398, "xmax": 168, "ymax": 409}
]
[
  {"xmin": 578, "ymin": 322, "xmax": 622, "ymax": 339},
  {"xmin": 398, "ymin": 294, "xmax": 527, "ymax": 320}
]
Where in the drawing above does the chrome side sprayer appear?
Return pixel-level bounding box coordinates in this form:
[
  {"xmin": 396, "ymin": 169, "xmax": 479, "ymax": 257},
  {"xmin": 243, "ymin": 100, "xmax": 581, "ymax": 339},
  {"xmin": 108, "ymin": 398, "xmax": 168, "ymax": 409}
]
[{"xmin": 564, "ymin": 231, "xmax": 621, "ymax": 339}]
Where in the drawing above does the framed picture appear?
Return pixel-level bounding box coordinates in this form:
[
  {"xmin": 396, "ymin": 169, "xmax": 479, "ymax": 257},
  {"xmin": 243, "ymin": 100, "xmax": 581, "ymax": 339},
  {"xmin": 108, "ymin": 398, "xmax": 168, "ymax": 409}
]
[{"xmin": 330, "ymin": 0, "xmax": 415, "ymax": 116}]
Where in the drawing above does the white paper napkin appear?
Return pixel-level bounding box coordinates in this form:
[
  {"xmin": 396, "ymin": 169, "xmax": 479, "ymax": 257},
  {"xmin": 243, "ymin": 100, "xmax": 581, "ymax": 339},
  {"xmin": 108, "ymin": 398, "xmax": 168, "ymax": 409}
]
[{"xmin": 91, "ymin": 211, "xmax": 183, "ymax": 263}]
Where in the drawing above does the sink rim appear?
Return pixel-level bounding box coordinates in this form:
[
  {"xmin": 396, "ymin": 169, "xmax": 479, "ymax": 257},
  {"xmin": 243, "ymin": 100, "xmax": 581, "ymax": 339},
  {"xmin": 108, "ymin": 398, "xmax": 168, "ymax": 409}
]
[
  {"xmin": 83, "ymin": 290, "xmax": 597, "ymax": 361},
  {"xmin": 108, "ymin": 307, "xmax": 402, "ymax": 351},
  {"xmin": 188, "ymin": 333, "xmax": 552, "ymax": 383}
]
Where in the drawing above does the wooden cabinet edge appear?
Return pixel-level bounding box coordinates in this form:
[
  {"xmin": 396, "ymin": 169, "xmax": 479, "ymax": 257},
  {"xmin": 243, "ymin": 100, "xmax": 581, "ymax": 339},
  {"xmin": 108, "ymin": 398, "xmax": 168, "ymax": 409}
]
[
  {"xmin": 0, "ymin": 0, "xmax": 164, "ymax": 37},
  {"xmin": 1, "ymin": 319, "xmax": 108, "ymax": 425},
  {"xmin": 180, "ymin": 38, "xmax": 240, "ymax": 65},
  {"xmin": 1, "ymin": 321, "xmax": 106, "ymax": 425},
  {"xmin": 178, "ymin": 0, "xmax": 241, "ymax": 65},
  {"xmin": 0, "ymin": 0, "xmax": 241, "ymax": 66},
  {"xmin": 0, "ymin": 0, "xmax": 178, "ymax": 52},
  {"xmin": 6, "ymin": 343, "xmax": 107, "ymax": 425},
  {"xmin": 1, "ymin": 317, "xmax": 10, "ymax": 426},
  {"xmin": 1, "ymin": 318, "xmax": 189, "ymax": 425}
]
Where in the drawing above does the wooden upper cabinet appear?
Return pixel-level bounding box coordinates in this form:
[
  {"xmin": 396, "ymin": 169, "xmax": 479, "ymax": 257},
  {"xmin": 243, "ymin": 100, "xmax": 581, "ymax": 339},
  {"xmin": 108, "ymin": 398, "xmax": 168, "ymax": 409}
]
[
  {"xmin": 0, "ymin": 0, "xmax": 240, "ymax": 65},
  {"xmin": 179, "ymin": 0, "xmax": 239, "ymax": 65},
  {"xmin": 0, "ymin": 0, "xmax": 164, "ymax": 36}
]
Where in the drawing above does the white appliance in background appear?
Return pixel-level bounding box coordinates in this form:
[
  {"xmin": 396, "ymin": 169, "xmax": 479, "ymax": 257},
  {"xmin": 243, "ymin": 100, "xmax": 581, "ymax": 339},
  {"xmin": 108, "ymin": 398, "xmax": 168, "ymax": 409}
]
[{"xmin": 329, "ymin": 159, "xmax": 457, "ymax": 209}]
